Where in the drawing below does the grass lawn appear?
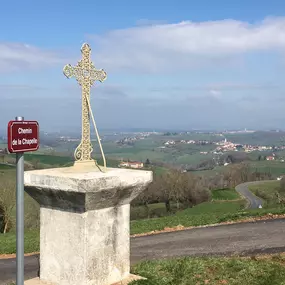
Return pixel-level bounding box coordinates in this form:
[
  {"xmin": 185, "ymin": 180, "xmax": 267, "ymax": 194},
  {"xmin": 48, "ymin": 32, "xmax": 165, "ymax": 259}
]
[
  {"xmin": 130, "ymin": 254, "xmax": 285, "ymax": 285},
  {"xmin": 0, "ymin": 164, "xmax": 15, "ymax": 170},
  {"xmin": 130, "ymin": 200, "xmax": 246, "ymax": 235},
  {"xmin": 0, "ymin": 230, "xmax": 39, "ymax": 254},
  {"xmin": 212, "ymin": 189, "xmax": 241, "ymax": 201}
]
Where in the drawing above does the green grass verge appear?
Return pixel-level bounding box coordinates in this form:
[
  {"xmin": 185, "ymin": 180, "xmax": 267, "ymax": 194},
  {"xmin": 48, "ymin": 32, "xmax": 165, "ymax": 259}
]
[
  {"xmin": 0, "ymin": 164, "xmax": 15, "ymax": 170},
  {"xmin": 249, "ymin": 181, "xmax": 280, "ymax": 194},
  {"xmin": 130, "ymin": 255, "xmax": 285, "ymax": 285},
  {"xmin": 21, "ymin": 153, "xmax": 74, "ymax": 166},
  {"xmin": 0, "ymin": 229, "xmax": 39, "ymax": 254},
  {"xmin": 130, "ymin": 200, "xmax": 246, "ymax": 235},
  {"xmin": 248, "ymin": 181, "xmax": 282, "ymax": 208}
]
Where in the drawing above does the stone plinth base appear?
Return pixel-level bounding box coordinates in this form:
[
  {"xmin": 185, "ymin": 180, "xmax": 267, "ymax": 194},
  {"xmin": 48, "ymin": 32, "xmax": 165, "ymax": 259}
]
[
  {"xmin": 24, "ymin": 278, "xmax": 54, "ymax": 285},
  {"xmin": 24, "ymin": 166, "xmax": 152, "ymax": 285},
  {"xmin": 111, "ymin": 274, "xmax": 147, "ymax": 285},
  {"xmin": 24, "ymin": 274, "xmax": 146, "ymax": 285}
]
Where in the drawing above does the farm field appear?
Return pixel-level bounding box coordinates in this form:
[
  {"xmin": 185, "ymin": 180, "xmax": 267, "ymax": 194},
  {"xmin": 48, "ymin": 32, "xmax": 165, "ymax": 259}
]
[
  {"xmin": 194, "ymin": 160, "xmax": 285, "ymax": 178},
  {"xmin": 249, "ymin": 160, "xmax": 285, "ymax": 176},
  {"xmin": 42, "ymin": 135, "xmax": 219, "ymax": 167},
  {"xmin": 224, "ymin": 131, "xmax": 285, "ymax": 146},
  {"xmin": 92, "ymin": 132, "xmax": 285, "ymax": 169},
  {"xmin": 1, "ymin": 153, "xmax": 121, "ymax": 169}
]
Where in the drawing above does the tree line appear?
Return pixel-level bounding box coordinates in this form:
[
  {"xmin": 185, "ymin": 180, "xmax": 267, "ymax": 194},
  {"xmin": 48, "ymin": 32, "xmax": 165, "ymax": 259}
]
[{"xmin": 133, "ymin": 162, "xmax": 273, "ymax": 215}]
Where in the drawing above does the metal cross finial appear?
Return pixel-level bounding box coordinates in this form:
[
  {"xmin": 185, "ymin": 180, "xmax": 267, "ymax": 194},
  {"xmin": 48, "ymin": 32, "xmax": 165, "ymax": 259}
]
[{"xmin": 63, "ymin": 43, "xmax": 107, "ymax": 164}]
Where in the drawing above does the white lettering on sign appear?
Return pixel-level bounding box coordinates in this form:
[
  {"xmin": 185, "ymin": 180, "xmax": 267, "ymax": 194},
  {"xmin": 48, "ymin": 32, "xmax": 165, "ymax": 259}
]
[
  {"xmin": 18, "ymin": 128, "xmax": 33, "ymax": 134},
  {"xmin": 22, "ymin": 138, "xmax": 38, "ymax": 145}
]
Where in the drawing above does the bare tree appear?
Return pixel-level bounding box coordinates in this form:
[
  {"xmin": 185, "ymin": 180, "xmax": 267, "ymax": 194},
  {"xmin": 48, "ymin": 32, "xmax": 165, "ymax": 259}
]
[
  {"xmin": 223, "ymin": 162, "xmax": 272, "ymax": 189},
  {"xmin": 279, "ymin": 177, "xmax": 285, "ymax": 194},
  {"xmin": 181, "ymin": 173, "xmax": 210, "ymax": 207},
  {"xmin": 0, "ymin": 153, "xmax": 5, "ymax": 164},
  {"xmin": 164, "ymin": 170, "xmax": 186, "ymax": 209},
  {"xmin": 134, "ymin": 182, "xmax": 158, "ymax": 218},
  {"xmin": 275, "ymin": 191, "xmax": 285, "ymax": 206},
  {"xmin": 156, "ymin": 174, "xmax": 173, "ymax": 212}
]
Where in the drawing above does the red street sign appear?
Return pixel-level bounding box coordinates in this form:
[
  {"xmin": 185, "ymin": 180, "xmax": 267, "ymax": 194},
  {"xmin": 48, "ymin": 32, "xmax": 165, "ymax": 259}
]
[{"xmin": 7, "ymin": 121, "xmax": 39, "ymax": 153}]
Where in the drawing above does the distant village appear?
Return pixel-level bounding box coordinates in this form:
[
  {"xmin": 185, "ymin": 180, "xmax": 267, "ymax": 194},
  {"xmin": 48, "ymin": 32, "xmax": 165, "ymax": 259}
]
[
  {"xmin": 118, "ymin": 160, "xmax": 144, "ymax": 169},
  {"xmin": 162, "ymin": 138, "xmax": 285, "ymax": 159},
  {"xmin": 115, "ymin": 132, "xmax": 154, "ymax": 145}
]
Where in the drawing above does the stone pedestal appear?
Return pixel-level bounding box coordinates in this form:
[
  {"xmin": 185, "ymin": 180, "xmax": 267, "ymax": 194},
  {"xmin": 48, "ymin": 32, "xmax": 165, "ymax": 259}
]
[{"xmin": 24, "ymin": 166, "xmax": 152, "ymax": 285}]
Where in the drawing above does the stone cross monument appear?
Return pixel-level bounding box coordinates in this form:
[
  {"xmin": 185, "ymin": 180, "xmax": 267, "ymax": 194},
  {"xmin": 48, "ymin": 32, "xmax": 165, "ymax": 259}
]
[
  {"xmin": 63, "ymin": 43, "xmax": 107, "ymax": 171},
  {"xmin": 24, "ymin": 43, "xmax": 153, "ymax": 285}
]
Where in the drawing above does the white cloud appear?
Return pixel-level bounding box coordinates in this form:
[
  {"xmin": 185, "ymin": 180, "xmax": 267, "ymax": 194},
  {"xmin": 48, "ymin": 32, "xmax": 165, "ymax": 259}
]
[
  {"xmin": 0, "ymin": 84, "xmax": 45, "ymax": 90},
  {"xmin": 87, "ymin": 17, "xmax": 285, "ymax": 73},
  {"xmin": 209, "ymin": 89, "xmax": 222, "ymax": 98},
  {"xmin": 0, "ymin": 42, "xmax": 66, "ymax": 73}
]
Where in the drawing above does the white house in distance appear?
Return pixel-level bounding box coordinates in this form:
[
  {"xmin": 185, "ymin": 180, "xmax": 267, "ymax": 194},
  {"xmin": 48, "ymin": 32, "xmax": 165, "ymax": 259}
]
[{"xmin": 118, "ymin": 161, "xmax": 144, "ymax": 169}]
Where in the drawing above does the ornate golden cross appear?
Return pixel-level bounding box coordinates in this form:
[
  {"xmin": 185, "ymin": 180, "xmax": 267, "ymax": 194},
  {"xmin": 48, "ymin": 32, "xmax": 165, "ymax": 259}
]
[{"xmin": 63, "ymin": 43, "xmax": 107, "ymax": 166}]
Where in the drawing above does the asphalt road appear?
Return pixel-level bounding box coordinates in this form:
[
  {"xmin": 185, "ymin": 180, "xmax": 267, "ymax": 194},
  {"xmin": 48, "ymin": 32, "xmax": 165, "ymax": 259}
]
[
  {"xmin": 1, "ymin": 218, "xmax": 285, "ymax": 285},
  {"xmin": 235, "ymin": 180, "xmax": 273, "ymax": 209}
]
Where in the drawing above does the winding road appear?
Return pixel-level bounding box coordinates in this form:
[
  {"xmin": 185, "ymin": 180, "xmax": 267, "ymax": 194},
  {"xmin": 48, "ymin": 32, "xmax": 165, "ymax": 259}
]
[
  {"xmin": 235, "ymin": 180, "xmax": 273, "ymax": 209},
  {"xmin": 1, "ymin": 180, "xmax": 283, "ymax": 285}
]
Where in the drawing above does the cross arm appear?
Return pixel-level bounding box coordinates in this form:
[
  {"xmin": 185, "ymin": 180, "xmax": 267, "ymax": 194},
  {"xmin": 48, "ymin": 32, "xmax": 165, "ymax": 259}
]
[
  {"xmin": 90, "ymin": 68, "xmax": 107, "ymax": 83},
  {"xmin": 63, "ymin": 64, "xmax": 76, "ymax": 79}
]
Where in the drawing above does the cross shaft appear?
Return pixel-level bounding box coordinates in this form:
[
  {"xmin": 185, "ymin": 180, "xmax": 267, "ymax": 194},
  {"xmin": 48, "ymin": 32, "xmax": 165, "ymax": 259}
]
[{"xmin": 63, "ymin": 43, "xmax": 107, "ymax": 162}]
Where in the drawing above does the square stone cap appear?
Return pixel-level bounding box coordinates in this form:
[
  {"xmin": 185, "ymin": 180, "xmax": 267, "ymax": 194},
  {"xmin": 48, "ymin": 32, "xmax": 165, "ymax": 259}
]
[{"xmin": 24, "ymin": 166, "xmax": 153, "ymax": 193}]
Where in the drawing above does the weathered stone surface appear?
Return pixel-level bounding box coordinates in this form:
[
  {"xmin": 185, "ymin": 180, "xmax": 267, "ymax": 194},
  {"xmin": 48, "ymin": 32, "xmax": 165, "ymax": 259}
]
[
  {"xmin": 24, "ymin": 167, "xmax": 152, "ymax": 285},
  {"xmin": 24, "ymin": 277, "xmax": 54, "ymax": 285},
  {"xmin": 25, "ymin": 167, "xmax": 152, "ymax": 212}
]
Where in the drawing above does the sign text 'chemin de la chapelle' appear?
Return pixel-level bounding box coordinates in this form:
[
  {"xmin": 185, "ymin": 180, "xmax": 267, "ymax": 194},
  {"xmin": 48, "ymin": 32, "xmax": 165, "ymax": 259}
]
[{"xmin": 7, "ymin": 120, "xmax": 39, "ymax": 153}]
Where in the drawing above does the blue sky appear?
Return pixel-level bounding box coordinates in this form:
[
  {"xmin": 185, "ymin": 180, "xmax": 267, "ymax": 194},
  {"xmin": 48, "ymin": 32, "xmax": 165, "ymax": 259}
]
[{"xmin": 1, "ymin": 0, "xmax": 285, "ymax": 132}]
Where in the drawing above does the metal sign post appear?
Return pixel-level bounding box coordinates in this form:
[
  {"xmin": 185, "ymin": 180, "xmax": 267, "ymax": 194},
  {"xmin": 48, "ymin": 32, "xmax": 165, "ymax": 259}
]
[
  {"xmin": 15, "ymin": 116, "xmax": 24, "ymax": 285},
  {"xmin": 7, "ymin": 117, "xmax": 39, "ymax": 285}
]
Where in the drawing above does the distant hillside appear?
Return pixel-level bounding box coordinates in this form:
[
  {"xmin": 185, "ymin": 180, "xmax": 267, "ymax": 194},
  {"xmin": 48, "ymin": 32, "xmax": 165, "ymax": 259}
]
[{"xmin": 225, "ymin": 131, "xmax": 285, "ymax": 146}]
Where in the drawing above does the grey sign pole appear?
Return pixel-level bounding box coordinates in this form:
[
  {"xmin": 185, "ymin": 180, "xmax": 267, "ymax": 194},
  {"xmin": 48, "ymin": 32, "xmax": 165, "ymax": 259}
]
[{"xmin": 15, "ymin": 116, "xmax": 24, "ymax": 285}]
